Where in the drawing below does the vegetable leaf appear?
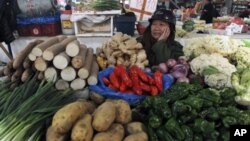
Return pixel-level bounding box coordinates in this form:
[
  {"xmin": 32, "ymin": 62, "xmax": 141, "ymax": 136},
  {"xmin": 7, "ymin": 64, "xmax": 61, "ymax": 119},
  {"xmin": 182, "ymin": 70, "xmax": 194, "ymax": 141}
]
[{"xmin": 202, "ymin": 65, "xmax": 220, "ymax": 75}]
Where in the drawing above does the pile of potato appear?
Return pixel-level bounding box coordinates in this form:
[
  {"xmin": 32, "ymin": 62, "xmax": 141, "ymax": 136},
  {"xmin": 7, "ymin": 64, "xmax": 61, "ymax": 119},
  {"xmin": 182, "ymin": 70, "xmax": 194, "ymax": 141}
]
[{"xmin": 46, "ymin": 97, "xmax": 148, "ymax": 141}]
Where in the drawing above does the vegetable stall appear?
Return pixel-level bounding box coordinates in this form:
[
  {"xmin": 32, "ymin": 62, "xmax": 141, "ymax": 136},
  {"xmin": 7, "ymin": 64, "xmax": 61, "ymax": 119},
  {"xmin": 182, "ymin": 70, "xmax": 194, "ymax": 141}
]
[{"xmin": 0, "ymin": 33, "xmax": 250, "ymax": 141}]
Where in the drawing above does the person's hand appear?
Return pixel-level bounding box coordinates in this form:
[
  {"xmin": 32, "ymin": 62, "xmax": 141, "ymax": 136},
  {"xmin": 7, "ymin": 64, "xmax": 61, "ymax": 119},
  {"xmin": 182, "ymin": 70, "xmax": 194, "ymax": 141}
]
[{"xmin": 158, "ymin": 27, "xmax": 170, "ymax": 41}]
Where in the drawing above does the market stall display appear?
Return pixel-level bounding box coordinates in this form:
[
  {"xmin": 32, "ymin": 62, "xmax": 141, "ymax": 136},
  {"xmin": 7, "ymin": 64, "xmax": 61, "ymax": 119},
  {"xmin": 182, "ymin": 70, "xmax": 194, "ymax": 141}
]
[{"xmin": 2, "ymin": 0, "xmax": 250, "ymax": 138}]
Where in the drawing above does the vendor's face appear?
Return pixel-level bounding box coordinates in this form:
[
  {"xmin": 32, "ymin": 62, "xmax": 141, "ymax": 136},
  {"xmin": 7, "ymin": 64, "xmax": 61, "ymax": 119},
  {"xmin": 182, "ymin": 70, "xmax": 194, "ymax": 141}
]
[{"xmin": 151, "ymin": 20, "xmax": 170, "ymax": 40}]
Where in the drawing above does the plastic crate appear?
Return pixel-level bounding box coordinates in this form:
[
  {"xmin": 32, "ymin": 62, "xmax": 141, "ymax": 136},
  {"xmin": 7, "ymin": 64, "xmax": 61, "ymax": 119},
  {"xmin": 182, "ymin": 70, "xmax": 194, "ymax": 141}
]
[
  {"xmin": 17, "ymin": 22, "xmax": 62, "ymax": 36},
  {"xmin": 16, "ymin": 13, "xmax": 61, "ymax": 36}
]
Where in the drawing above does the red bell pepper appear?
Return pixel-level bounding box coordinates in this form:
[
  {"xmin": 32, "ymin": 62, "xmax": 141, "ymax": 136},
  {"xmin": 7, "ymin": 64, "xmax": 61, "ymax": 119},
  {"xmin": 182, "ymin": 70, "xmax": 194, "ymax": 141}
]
[
  {"xmin": 109, "ymin": 72, "xmax": 120, "ymax": 89},
  {"xmin": 102, "ymin": 77, "xmax": 110, "ymax": 86},
  {"xmin": 130, "ymin": 66, "xmax": 142, "ymax": 95},
  {"xmin": 150, "ymin": 86, "xmax": 158, "ymax": 96},
  {"xmin": 153, "ymin": 71, "xmax": 163, "ymax": 92},
  {"xmin": 133, "ymin": 65, "xmax": 148, "ymax": 82},
  {"xmin": 119, "ymin": 80, "xmax": 127, "ymax": 92},
  {"xmin": 140, "ymin": 81, "xmax": 151, "ymax": 93}
]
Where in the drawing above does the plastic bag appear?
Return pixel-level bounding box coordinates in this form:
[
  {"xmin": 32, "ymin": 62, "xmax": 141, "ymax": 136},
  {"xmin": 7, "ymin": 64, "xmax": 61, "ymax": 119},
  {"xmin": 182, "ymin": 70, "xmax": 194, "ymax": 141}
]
[{"xmin": 89, "ymin": 67, "xmax": 173, "ymax": 106}]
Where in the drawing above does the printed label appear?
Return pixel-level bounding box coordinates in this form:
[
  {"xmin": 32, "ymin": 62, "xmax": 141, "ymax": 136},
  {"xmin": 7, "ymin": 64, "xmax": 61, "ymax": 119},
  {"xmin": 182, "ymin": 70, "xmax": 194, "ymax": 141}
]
[
  {"xmin": 230, "ymin": 125, "xmax": 250, "ymax": 141},
  {"xmin": 62, "ymin": 20, "xmax": 73, "ymax": 29}
]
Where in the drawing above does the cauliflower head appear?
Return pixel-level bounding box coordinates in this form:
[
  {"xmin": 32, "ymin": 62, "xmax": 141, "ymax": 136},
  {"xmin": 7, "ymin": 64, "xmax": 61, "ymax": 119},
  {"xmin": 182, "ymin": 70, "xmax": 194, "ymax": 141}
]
[
  {"xmin": 234, "ymin": 47, "xmax": 250, "ymax": 69},
  {"xmin": 183, "ymin": 35, "xmax": 242, "ymax": 60},
  {"xmin": 190, "ymin": 53, "xmax": 237, "ymax": 89}
]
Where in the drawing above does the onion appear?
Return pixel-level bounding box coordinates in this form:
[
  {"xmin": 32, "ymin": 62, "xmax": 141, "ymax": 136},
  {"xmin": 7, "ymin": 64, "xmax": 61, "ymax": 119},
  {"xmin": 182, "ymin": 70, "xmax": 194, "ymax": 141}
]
[
  {"xmin": 170, "ymin": 64, "xmax": 188, "ymax": 79},
  {"xmin": 166, "ymin": 59, "xmax": 177, "ymax": 68},
  {"xmin": 158, "ymin": 63, "xmax": 168, "ymax": 73},
  {"xmin": 177, "ymin": 77, "xmax": 190, "ymax": 83},
  {"xmin": 178, "ymin": 56, "xmax": 188, "ymax": 64}
]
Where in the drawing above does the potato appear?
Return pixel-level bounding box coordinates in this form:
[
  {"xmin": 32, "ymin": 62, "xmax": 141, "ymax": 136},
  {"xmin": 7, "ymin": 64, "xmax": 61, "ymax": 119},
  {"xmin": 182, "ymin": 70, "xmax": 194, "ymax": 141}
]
[
  {"xmin": 123, "ymin": 132, "xmax": 148, "ymax": 141},
  {"xmin": 46, "ymin": 126, "xmax": 67, "ymax": 141},
  {"xmin": 89, "ymin": 91, "xmax": 105, "ymax": 105},
  {"xmin": 71, "ymin": 114, "xmax": 93, "ymax": 141},
  {"xmin": 52, "ymin": 100, "xmax": 95, "ymax": 134},
  {"xmin": 92, "ymin": 101, "xmax": 116, "ymax": 132},
  {"xmin": 113, "ymin": 99, "xmax": 132, "ymax": 124},
  {"xmin": 93, "ymin": 123, "xmax": 125, "ymax": 141},
  {"xmin": 125, "ymin": 122, "xmax": 147, "ymax": 135}
]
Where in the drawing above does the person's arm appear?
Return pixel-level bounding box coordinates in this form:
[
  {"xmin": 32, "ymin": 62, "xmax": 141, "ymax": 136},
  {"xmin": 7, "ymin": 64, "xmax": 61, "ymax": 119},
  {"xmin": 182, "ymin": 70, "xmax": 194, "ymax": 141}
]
[
  {"xmin": 151, "ymin": 41, "xmax": 171, "ymax": 64},
  {"xmin": 169, "ymin": 41, "xmax": 184, "ymax": 59}
]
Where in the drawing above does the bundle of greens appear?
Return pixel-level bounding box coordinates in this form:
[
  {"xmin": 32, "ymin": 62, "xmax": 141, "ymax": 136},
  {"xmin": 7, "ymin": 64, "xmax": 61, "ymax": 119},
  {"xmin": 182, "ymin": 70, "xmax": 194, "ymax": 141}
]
[
  {"xmin": 90, "ymin": 0, "xmax": 120, "ymax": 11},
  {"xmin": 134, "ymin": 83, "xmax": 250, "ymax": 141},
  {"xmin": 0, "ymin": 75, "xmax": 74, "ymax": 141}
]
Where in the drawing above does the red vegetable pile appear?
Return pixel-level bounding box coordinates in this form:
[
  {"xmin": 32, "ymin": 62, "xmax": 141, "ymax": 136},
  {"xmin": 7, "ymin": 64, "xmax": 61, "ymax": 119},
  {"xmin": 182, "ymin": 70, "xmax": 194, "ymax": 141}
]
[{"xmin": 102, "ymin": 65, "xmax": 163, "ymax": 96}]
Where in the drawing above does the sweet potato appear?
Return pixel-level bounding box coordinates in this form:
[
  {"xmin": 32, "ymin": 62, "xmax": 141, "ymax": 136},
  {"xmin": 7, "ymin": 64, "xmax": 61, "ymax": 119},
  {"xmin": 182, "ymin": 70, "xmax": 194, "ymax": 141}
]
[
  {"xmin": 71, "ymin": 114, "xmax": 93, "ymax": 141},
  {"xmin": 52, "ymin": 100, "xmax": 95, "ymax": 134},
  {"xmin": 92, "ymin": 101, "xmax": 116, "ymax": 132},
  {"xmin": 93, "ymin": 123, "xmax": 124, "ymax": 141},
  {"xmin": 123, "ymin": 132, "xmax": 148, "ymax": 141},
  {"xmin": 112, "ymin": 99, "xmax": 132, "ymax": 124}
]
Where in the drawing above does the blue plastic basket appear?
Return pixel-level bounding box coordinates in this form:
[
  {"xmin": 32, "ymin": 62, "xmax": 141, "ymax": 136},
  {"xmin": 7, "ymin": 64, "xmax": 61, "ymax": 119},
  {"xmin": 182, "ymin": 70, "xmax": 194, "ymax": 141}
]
[{"xmin": 89, "ymin": 67, "xmax": 173, "ymax": 106}]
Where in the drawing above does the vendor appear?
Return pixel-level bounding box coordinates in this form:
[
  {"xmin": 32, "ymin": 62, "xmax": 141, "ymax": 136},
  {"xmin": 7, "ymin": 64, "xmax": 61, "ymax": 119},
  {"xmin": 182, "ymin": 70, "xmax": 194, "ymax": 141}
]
[
  {"xmin": 137, "ymin": 9, "xmax": 183, "ymax": 66},
  {"xmin": 200, "ymin": 0, "xmax": 219, "ymax": 23}
]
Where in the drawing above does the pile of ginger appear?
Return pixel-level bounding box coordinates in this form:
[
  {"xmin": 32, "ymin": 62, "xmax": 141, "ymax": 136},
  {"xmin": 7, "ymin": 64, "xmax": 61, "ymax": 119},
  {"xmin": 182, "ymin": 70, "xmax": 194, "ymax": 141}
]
[{"xmin": 96, "ymin": 33, "xmax": 149, "ymax": 69}]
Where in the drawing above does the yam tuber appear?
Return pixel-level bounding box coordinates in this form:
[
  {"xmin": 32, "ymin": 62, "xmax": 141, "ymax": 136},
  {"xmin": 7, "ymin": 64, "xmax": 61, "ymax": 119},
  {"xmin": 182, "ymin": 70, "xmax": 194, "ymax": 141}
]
[
  {"xmin": 23, "ymin": 57, "xmax": 31, "ymax": 69},
  {"xmin": 28, "ymin": 53, "xmax": 36, "ymax": 61},
  {"xmin": 55, "ymin": 79, "xmax": 69, "ymax": 90},
  {"xmin": 87, "ymin": 60, "xmax": 99, "ymax": 85},
  {"xmin": 37, "ymin": 71, "xmax": 44, "ymax": 80},
  {"xmin": 66, "ymin": 40, "xmax": 80, "ymax": 57},
  {"xmin": 13, "ymin": 40, "xmax": 43, "ymax": 69},
  {"xmin": 21, "ymin": 68, "xmax": 32, "ymax": 82},
  {"xmin": 3, "ymin": 66, "xmax": 11, "ymax": 76},
  {"xmin": 44, "ymin": 67, "xmax": 57, "ymax": 82},
  {"xmin": 13, "ymin": 68, "xmax": 24, "ymax": 78},
  {"xmin": 34, "ymin": 57, "xmax": 48, "ymax": 71},
  {"xmin": 43, "ymin": 37, "xmax": 77, "ymax": 61},
  {"xmin": 31, "ymin": 37, "xmax": 60, "ymax": 57},
  {"xmin": 52, "ymin": 100, "xmax": 95, "ymax": 134},
  {"xmin": 70, "ymin": 78, "xmax": 86, "ymax": 90},
  {"xmin": 71, "ymin": 45, "xmax": 88, "ymax": 69},
  {"xmin": 53, "ymin": 52, "xmax": 70, "ymax": 70},
  {"xmin": 61, "ymin": 66, "xmax": 76, "ymax": 81},
  {"xmin": 78, "ymin": 48, "xmax": 93, "ymax": 79},
  {"xmin": 7, "ymin": 59, "xmax": 14, "ymax": 70}
]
